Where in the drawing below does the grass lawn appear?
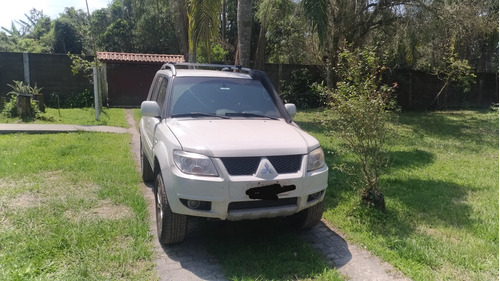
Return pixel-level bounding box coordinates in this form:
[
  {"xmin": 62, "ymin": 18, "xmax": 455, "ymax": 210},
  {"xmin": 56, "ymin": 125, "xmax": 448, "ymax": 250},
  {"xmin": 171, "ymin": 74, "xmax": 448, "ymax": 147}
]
[
  {"xmin": 295, "ymin": 109, "xmax": 499, "ymax": 281},
  {"xmin": 0, "ymin": 132, "xmax": 155, "ymax": 280},
  {"xmin": 0, "ymin": 107, "xmax": 128, "ymax": 128}
]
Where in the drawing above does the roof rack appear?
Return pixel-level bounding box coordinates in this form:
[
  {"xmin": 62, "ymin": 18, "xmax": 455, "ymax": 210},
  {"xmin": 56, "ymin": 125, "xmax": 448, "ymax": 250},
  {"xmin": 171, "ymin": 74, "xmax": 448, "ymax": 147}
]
[{"xmin": 160, "ymin": 62, "xmax": 252, "ymax": 76}]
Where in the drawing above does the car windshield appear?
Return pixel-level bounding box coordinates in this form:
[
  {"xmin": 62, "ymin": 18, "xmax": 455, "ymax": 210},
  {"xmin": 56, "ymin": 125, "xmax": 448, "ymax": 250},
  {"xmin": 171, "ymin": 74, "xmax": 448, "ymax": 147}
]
[{"xmin": 170, "ymin": 77, "xmax": 281, "ymax": 119}]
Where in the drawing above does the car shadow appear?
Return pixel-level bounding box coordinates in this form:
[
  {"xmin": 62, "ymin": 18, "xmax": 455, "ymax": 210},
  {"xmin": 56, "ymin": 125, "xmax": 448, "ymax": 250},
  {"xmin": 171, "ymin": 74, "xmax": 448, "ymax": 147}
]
[
  {"xmin": 156, "ymin": 217, "xmax": 351, "ymax": 281},
  {"xmin": 298, "ymin": 220, "xmax": 353, "ymax": 268}
]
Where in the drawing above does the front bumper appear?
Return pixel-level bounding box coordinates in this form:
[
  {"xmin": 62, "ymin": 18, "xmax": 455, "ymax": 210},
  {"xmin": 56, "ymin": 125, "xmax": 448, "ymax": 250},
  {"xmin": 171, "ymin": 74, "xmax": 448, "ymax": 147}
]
[{"xmin": 161, "ymin": 157, "xmax": 328, "ymax": 220}]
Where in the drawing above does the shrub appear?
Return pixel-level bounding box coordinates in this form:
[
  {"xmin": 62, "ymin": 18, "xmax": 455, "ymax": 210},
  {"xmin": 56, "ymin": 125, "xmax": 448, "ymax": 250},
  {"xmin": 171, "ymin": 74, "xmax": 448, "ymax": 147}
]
[
  {"xmin": 322, "ymin": 46, "xmax": 398, "ymax": 211},
  {"xmin": 281, "ymin": 68, "xmax": 326, "ymax": 108},
  {"xmin": 2, "ymin": 81, "xmax": 42, "ymax": 119}
]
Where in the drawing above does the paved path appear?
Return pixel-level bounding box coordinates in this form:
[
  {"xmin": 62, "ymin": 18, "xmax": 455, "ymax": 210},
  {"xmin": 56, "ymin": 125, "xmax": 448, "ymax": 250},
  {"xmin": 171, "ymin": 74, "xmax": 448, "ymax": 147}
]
[
  {"xmin": 0, "ymin": 123, "xmax": 128, "ymax": 134},
  {"xmin": 1, "ymin": 111, "xmax": 410, "ymax": 281}
]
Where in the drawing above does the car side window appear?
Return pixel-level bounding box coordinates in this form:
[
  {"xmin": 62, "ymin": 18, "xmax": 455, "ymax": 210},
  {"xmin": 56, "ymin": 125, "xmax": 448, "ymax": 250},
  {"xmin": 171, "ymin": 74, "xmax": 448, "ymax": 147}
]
[
  {"xmin": 156, "ymin": 78, "xmax": 168, "ymax": 111},
  {"xmin": 150, "ymin": 77, "xmax": 162, "ymax": 101}
]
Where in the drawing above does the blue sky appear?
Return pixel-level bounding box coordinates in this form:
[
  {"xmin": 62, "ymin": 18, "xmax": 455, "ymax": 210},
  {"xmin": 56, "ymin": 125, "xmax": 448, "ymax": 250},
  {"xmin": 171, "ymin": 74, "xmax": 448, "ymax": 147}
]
[{"xmin": 1, "ymin": 0, "xmax": 110, "ymax": 30}]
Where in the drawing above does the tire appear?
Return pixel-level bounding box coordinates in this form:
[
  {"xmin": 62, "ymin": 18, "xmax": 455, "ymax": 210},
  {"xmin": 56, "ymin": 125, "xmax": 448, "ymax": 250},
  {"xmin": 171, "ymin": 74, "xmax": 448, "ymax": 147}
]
[
  {"xmin": 291, "ymin": 201, "xmax": 324, "ymax": 229},
  {"xmin": 140, "ymin": 141, "xmax": 155, "ymax": 182},
  {"xmin": 155, "ymin": 173, "xmax": 187, "ymax": 245}
]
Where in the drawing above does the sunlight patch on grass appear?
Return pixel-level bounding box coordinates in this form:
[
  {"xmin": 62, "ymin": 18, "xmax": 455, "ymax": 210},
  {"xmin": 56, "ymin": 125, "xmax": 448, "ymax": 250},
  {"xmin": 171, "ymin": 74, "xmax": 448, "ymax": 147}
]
[
  {"xmin": 294, "ymin": 109, "xmax": 499, "ymax": 281},
  {"xmin": 0, "ymin": 133, "xmax": 154, "ymax": 280}
]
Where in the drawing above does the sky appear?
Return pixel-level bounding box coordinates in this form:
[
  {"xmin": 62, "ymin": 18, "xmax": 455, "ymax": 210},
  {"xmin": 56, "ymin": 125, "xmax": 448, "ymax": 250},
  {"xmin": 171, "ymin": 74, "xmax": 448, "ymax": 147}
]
[{"xmin": 1, "ymin": 0, "xmax": 111, "ymax": 30}]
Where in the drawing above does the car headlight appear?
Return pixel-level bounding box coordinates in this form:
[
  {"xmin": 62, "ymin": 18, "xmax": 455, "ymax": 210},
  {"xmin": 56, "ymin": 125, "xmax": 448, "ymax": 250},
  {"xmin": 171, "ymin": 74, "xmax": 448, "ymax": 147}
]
[
  {"xmin": 307, "ymin": 147, "xmax": 326, "ymax": 171},
  {"xmin": 173, "ymin": 150, "xmax": 218, "ymax": 176}
]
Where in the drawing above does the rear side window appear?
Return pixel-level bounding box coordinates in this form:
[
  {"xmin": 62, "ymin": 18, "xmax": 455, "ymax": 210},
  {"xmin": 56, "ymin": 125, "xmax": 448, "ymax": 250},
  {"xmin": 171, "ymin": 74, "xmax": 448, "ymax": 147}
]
[
  {"xmin": 150, "ymin": 77, "xmax": 168, "ymax": 110},
  {"xmin": 156, "ymin": 78, "xmax": 168, "ymax": 110}
]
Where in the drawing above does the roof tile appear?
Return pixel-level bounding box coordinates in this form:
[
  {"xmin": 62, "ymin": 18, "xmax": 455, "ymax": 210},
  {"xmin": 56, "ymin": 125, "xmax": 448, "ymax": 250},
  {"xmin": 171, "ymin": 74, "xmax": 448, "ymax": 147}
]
[{"xmin": 97, "ymin": 52, "xmax": 184, "ymax": 64}]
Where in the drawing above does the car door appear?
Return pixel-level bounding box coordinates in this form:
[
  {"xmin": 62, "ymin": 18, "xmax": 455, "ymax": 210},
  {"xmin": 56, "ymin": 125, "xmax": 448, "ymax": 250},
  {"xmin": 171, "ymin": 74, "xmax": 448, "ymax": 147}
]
[{"xmin": 143, "ymin": 76, "xmax": 168, "ymax": 161}]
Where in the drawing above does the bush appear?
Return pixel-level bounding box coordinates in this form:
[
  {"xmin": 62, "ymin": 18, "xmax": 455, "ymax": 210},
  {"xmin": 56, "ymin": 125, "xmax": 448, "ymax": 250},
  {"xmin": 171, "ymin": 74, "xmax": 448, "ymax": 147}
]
[
  {"xmin": 2, "ymin": 81, "xmax": 42, "ymax": 119},
  {"xmin": 322, "ymin": 46, "xmax": 398, "ymax": 211},
  {"xmin": 46, "ymin": 90, "xmax": 94, "ymax": 108},
  {"xmin": 281, "ymin": 68, "xmax": 326, "ymax": 108}
]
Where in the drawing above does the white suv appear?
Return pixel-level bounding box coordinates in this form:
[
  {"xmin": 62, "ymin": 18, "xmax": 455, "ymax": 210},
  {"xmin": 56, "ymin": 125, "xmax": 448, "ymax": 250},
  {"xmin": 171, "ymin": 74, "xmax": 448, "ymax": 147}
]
[{"xmin": 140, "ymin": 63, "xmax": 328, "ymax": 244}]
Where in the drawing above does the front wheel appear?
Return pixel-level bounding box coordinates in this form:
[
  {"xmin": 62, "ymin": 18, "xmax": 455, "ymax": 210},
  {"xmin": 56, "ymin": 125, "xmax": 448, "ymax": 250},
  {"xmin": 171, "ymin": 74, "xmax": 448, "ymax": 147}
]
[
  {"xmin": 290, "ymin": 201, "xmax": 324, "ymax": 229},
  {"xmin": 155, "ymin": 173, "xmax": 187, "ymax": 244}
]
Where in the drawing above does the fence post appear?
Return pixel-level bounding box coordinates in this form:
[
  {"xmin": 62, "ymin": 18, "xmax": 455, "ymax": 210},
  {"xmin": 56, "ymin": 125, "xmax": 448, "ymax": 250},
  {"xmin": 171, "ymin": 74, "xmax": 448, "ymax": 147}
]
[{"xmin": 93, "ymin": 66, "xmax": 101, "ymax": 120}]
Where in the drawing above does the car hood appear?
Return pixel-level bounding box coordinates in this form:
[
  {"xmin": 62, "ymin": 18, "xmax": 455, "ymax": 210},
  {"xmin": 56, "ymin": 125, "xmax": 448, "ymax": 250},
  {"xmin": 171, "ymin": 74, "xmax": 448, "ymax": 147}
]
[{"xmin": 167, "ymin": 119, "xmax": 320, "ymax": 157}]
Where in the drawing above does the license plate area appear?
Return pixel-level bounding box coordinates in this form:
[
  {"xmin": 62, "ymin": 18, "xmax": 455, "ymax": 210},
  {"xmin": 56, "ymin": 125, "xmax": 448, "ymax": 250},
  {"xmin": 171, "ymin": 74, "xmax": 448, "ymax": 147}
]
[{"xmin": 245, "ymin": 184, "xmax": 296, "ymax": 200}]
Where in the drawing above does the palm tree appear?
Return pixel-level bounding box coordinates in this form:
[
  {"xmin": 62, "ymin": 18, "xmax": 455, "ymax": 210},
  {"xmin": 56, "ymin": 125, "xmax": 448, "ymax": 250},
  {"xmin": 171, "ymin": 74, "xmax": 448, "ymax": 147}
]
[{"xmin": 186, "ymin": 0, "xmax": 222, "ymax": 62}]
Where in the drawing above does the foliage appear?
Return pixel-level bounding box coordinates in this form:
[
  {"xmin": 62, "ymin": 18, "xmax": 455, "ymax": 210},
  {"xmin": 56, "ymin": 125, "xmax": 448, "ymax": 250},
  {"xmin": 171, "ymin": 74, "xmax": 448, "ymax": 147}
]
[
  {"xmin": 187, "ymin": 0, "xmax": 222, "ymax": 62},
  {"xmin": 280, "ymin": 68, "xmax": 326, "ymax": 108},
  {"xmin": 196, "ymin": 43, "xmax": 229, "ymax": 63},
  {"xmin": 323, "ymin": 47, "xmax": 397, "ymax": 210},
  {"xmin": 255, "ymin": 0, "xmax": 316, "ymax": 65},
  {"xmin": 3, "ymin": 81, "xmax": 42, "ymax": 119},
  {"xmin": 0, "ymin": 0, "xmax": 497, "ymax": 79},
  {"xmin": 45, "ymin": 90, "xmax": 94, "ymax": 109},
  {"xmin": 53, "ymin": 18, "xmax": 83, "ymax": 54},
  {"xmin": 432, "ymin": 40, "xmax": 477, "ymax": 108}
]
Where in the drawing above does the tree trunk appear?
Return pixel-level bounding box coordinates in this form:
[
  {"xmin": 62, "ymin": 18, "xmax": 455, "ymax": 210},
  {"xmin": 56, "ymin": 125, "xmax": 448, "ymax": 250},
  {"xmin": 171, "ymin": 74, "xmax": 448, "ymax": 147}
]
[
  {"xmin": 253, "ymin": 24, "xmax": 266, "ymax": 70},
  {"xmin": 173, "ymin": 0, "xmax": 189, "ymax": 59},
  {"xmin": 16, "ymin": 94, "xmax": 32, "ymax": 118},
  {"xmin": 237, "ymin": 0, "xmax": 253, "ymax": 67}
]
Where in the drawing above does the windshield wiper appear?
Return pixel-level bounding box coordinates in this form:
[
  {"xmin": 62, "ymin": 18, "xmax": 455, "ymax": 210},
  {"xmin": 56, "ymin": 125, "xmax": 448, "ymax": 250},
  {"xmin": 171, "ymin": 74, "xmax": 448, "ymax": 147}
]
[
  {"xmin": 226, "ymin": 112, "xmax": 279, "ymax": 120},
  {"xmin": 172, "ymin": 112, "xmax": 230, "ymax": 119}
]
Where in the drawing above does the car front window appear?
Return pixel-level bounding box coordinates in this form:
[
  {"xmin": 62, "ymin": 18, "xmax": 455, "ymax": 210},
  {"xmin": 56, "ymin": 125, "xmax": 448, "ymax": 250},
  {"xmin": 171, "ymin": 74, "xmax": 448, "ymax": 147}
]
[{"xmin": 170, "ymin": 77, "xmax": 281, "ymax": 119}]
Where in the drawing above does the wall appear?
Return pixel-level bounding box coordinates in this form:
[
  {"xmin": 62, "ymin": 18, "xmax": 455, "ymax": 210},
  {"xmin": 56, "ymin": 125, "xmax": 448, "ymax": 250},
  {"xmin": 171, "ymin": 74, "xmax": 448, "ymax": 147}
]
[
  {"xmin": 388, "ymin": 70, "xmax": 499, "ymax": 110},
  {"xmin": 0, "ymin": 52, "xmax": 92, "ymax": 104},
  {"xmin": 0, "ymin": 52, "xmax": 497, "ymax": 109}
]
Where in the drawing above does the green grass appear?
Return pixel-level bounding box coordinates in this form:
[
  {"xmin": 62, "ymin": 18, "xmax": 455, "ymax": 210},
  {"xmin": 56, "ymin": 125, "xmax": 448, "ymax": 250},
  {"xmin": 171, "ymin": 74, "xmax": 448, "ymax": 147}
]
[
  {"xmin": 0, "ymin": 107, "xmax": 129, "ymax": 127},
  {"xmin": 0, "ymin": 133, "xmax": 155, "ymax": 280},
  {"xmin": 295, "ymin": 109, "xmax": 499, "ymax": 281}
]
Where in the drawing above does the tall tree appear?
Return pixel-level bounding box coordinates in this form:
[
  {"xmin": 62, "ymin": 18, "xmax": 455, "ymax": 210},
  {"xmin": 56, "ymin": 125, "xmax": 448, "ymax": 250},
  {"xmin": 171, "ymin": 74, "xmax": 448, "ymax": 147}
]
[
  {"xmin": 187, "ymin": 0, "xmax": 222, "ymax": 62},
  {"xmin": 237, "ymin": 0, "xmax": 253, "ymax": 67},
  {"xmin": 172, "ymin": 0, "xmax": 189, "ymax": 57},
  {"xmin": 53, "ymin": 18, "xmax": 82, "ymax": 54},
  {"xmin": 302, "ymin": 0, "xmax": 418, "ymax": 87}
]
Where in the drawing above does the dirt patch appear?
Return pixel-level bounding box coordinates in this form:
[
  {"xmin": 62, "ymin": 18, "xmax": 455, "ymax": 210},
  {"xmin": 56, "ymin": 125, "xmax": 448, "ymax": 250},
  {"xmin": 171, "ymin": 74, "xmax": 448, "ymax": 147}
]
[
  {"xmin": 65, "ymin": 199, "xmax": 134, "ymax": 222},
  {"xmin": 90, "ymin": 199, "xmax": 135, "ymax": 220},
  {"xmin": 0, "ymin": 170, "xmax": 100, "ymax": 209},
  {"xmin": 7, "ymin": 193, "xmax": 41, "ymax": 209}
]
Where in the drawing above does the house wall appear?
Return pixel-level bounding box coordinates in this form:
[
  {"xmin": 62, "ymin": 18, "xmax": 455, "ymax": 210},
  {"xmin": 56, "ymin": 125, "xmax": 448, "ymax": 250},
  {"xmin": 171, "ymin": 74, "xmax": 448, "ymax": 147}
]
[{"xmin": 105, "ymin": 63, "xmax": 159, "ymax": 107}]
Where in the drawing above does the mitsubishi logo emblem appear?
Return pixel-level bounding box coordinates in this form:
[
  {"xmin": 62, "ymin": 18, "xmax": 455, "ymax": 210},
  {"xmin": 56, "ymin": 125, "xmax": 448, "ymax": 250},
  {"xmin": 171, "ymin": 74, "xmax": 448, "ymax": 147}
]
[
  {"xmin": 261, "ymin": 163, "xmax": 274, "ymax": 175},
  {"xmin": 257, "ymin": 159, "xmax": 277, "ymax": 179}
]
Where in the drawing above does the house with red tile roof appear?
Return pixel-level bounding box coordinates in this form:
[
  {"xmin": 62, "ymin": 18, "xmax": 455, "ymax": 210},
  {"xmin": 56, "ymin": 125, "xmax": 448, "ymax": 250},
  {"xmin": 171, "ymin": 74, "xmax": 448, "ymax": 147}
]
[{"xmin": 97, "ymin": 52, "xmax": 184, "ymax": 106}]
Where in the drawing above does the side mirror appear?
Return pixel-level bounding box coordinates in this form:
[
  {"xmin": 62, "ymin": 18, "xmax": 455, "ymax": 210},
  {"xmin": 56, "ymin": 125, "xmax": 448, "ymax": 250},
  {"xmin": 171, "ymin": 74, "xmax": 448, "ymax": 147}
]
[
  {"xmin": 141, "ymin": 101, "xmax": 161, "ymax": 118},
  {"xmin": 284, "ymin": 103, "xmax": 296, "ymax": 118}
]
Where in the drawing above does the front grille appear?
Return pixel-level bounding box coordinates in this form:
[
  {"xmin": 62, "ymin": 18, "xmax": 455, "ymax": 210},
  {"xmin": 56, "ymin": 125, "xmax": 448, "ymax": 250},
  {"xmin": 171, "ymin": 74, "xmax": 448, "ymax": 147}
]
[
  {"xmin": 268, "ymin": 155, "xmax": 302, "ymax": 174},
  {"xmin": 221, "ymin": 155, "xmax": 302, "ymax": 176},
  {"xmin": 221, "ymin": 157, "xmax": 260, "ymax": 176},
  {"xmin": 228, "ymin": 197, "xmax": 298, "ymax": 211}
]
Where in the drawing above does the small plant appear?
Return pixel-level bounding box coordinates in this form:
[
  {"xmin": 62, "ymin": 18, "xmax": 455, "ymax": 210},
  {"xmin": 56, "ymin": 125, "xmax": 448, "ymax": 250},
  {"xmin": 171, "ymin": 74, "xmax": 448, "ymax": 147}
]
[
  {"xmin": 432, "ymin": 39, "xmax": 476, "ymax": 108},
  {"xmin": 3, "ymin": 80, "xmax": 42, "ymax": 119},
  {"xmin": 323, "ymin": 46, "xmax": 398, "ymax": 211}
]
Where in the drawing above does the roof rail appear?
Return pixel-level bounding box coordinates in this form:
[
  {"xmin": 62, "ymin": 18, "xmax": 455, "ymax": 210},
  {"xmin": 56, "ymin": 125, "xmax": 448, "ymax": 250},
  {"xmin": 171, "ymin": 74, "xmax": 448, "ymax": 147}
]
[
  {"xmin": 159, "ymin": 62, "xmax": 252, "ymax": 76},
  {"xmin": 160, "ymin": 62, "xmax": 177, "ymax": 76}
]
